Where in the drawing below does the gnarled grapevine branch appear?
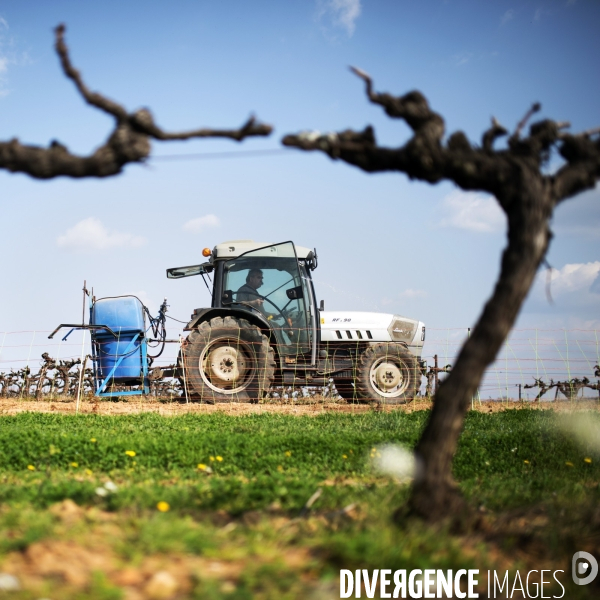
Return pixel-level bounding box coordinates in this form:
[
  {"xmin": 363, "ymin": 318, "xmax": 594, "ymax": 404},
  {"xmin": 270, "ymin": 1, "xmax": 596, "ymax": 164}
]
[
  {"xmin": 282, "ymin": 67, "xmax": 600, "ymax": 523},
  {"xmin": 0, "ymin": 24, "xmax": 272, "ymax": 179}
]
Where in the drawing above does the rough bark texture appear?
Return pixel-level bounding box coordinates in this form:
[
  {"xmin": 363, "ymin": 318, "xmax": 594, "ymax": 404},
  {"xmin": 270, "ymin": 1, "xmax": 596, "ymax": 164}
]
[
  {"xmin": 0, "ymin": 25, "xmax": 272, "ymax": 179},
  {"xmin": 282, "ymin": 67, "xmax": 600, "ymax": 522}
]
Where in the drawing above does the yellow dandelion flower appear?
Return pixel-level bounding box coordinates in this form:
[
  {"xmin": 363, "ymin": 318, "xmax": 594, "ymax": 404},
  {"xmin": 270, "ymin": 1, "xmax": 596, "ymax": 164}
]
[
  {"xmin": 27, "ymin": 465, "xmax": 35, "ymax": 471},
  {"xmin": 156, "ymin": 501, "xmax": 170, "ymax": 512},
  {"xmin": 285, "ymin": 451, "xmax": 292, "ymax": 457},
  {"xmin": 197, "ymin": 463, "xmax": 207, "ymax": 470},
  {"xmin": 342, "ymin": 454, "xmax": 348, "ymax": 459},
  {"xmin": 70, "ymin": 462, "xmax": 79, "ymax": 468},
  {"xmin": 209, "ymin": 456, "xmax": 215, "ymax": 461},
  {"xmin": 277, "ymin": 465, "xmax": 284, "ymax": 472},
  {"xmin": 524, "ymin": 460, "xmax": 530, "ymax": 464},
  {"xmin": 125, "ymin": 450, "xmax": 136, "ymax": 457},
  {"xmin": 565, "ymin": 461, "xmax": 574, "ymax": 467},
  {"xmin": 85, "ymin": 469, "xmax": 93, "ymax": 476},
  {"xmin": 216, "ymin": 456, "xmax": 223, "ymax": 462},
  {"xmin": 584, "ymin": 457, "xmax": 592, "ymax": 464},
  {"xmin": 90, "ymin": 438, "xmax": 97, "ymax": 443}
]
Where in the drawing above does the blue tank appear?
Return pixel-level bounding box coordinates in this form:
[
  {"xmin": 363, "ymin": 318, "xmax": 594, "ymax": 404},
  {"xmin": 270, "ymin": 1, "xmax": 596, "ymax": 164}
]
[{"xmin": 91, "ymin": 297, "xmax": 146, "ymax": 383}]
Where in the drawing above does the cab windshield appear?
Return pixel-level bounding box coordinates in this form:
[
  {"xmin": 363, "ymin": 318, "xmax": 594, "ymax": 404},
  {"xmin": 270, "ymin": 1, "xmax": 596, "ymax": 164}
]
[{"xmin": 223, "ymin": 242, "xmax": 312, "ymax": 355}]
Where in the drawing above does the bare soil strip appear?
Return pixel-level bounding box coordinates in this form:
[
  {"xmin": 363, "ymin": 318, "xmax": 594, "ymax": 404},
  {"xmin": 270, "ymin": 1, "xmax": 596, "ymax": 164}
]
[{"xmin": 1, "ymin": 397, "xmax": 598, "ymax": 416}]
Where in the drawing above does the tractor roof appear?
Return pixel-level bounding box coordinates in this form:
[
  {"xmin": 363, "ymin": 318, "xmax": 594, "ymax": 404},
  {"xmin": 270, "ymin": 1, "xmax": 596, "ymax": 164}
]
[{"xmin": 213, "ymin": 240, "xmax": 313, "ymax": 260}]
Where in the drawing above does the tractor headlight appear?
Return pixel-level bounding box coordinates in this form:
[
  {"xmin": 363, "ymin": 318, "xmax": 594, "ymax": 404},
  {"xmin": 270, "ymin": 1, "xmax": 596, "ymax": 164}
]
[{"xmin": 387, "ymin": 316, "xmax": 418, "ymax": 344}]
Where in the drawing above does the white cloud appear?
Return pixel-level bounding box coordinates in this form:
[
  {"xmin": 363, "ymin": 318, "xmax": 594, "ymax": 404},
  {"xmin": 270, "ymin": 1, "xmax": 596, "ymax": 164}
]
[
  {"xmin": 545, "ymin": 261, "xmax": 600, "ymax": 298},
  {"xmin": 317, "ymin": 0, "xmax": 362, "ymax": 37},
  {"xmin": 182, "ymin": 214, "xmax": 220, "ymax": 234},
  {"xmin": 57, "ymin": 217, "xmax": 146, "ymax": 252},
  {"xmin": 437, "ymin": 190, "xmax": 505, "ymax": 233},
  {"xmin": 500, "ymin": 9, "xmax": 515, "ymax": 25},
  {"xmin": 527, "ymin": 261, "xmax": 600, "ymax": 315}
]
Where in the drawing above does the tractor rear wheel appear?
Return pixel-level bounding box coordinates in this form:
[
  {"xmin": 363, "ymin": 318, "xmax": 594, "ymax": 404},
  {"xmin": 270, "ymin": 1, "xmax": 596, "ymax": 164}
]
[
  {"xmin": 181, "ymin": 316, "xmax": 275, "ymax": 403},
  {"xmin": 355, "ymin": 343, "xmax": 419, "ymax": 404}
]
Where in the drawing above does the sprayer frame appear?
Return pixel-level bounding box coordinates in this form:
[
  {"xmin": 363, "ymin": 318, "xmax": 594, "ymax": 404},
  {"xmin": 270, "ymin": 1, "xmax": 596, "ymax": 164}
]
[{"xmin": 89, "ymin": 296, "xmax": 151, "ymax": 397}]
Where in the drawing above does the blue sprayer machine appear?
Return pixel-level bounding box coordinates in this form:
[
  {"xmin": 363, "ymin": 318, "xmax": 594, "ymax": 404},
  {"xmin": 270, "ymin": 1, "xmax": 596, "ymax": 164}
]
[{"xmin": 48, "ymin": 284, "xmax": 168, "ymax": 397}]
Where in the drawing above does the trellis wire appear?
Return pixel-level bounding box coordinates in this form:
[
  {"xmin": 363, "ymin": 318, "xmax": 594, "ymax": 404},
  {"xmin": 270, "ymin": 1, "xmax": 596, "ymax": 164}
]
[{"xmin": 0, "ymin": 327, "xmax": 599, "ymax": 402}]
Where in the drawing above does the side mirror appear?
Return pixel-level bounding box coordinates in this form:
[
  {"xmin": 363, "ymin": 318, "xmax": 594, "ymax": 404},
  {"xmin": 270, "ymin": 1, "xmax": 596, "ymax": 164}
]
[
  {"xmin": 166, "ymin": 262, "xmax": 213, "ymax": 279},
  {"xmin": 306, "ymin": 248, "xmax": 318, "ymax": 271},
  {"xmin": 319, "ymin": 300, "xmax": 325, "ymax": 311},
  {"xmin": 286, "ymin": 286, "xmax": 304, "ymax": 300},
  {"xmin": 222, "ymin": 290, "xmax": 233, "ymax": 305}
]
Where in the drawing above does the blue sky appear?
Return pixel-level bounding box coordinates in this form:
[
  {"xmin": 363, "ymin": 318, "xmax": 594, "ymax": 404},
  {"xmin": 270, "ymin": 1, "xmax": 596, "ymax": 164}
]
[{"xmin": 0, "ymin": 0, "xmax": 599, "ymax": 385}]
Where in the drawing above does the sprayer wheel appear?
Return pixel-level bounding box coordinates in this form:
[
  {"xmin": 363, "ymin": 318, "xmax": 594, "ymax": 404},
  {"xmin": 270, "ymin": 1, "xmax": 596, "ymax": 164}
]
[{"xmin": 333, "ymin": 378, "xmax": 360, "ymax": 403}]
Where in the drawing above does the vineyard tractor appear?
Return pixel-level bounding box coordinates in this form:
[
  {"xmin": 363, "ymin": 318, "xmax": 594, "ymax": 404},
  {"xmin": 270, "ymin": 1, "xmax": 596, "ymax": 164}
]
[{"xmin": 167, "ymin": 240, "xmax": 426, "ymax": 404}]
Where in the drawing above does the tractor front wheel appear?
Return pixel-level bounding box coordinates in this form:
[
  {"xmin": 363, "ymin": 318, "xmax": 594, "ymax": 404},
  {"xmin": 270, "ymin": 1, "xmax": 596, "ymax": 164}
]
[
  {"xmin": 181, "ymin": 316, "xmax": 275, "ymax": 403},
  {"xmin": 355, "ymin": 343, "xmax": 419, "ymax": 404}
]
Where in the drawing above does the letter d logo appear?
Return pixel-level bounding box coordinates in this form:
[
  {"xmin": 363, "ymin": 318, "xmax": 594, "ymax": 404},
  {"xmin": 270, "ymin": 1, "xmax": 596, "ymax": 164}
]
[{"xmin": 572, "ymin": 551, "xmax": 598, "ymax": 585}]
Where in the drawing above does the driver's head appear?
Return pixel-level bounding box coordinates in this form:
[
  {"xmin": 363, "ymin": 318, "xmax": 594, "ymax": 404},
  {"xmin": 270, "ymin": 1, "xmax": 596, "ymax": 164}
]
[{"xmin": 246, "ymin": 269, "xmax": 264, "ymax": 290}]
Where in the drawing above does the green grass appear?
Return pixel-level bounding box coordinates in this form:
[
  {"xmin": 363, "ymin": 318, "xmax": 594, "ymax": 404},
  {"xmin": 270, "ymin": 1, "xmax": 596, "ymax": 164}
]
[
  {"xmin": 0, "ymin": 409, "xmax": 598, "ymax": 599},
  {"xmin": 1, "ymin": 410, "xmax": 597, "ymax": 510}
]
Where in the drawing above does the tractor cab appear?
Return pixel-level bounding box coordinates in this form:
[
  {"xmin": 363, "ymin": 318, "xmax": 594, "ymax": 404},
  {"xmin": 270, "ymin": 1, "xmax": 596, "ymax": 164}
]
[
  {"xmin": 167, "ymin": 241, "xmax": 319, "ymax": 383},
  {"xmin": 219, "ymin": 241, "xmax": 317, "ymax": 359}
]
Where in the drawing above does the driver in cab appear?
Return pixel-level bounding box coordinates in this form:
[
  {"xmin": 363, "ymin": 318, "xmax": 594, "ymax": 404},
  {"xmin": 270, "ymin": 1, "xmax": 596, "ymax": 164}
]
[
  {"xmin": 236, "ymin": 269, "xmax": 286, "ymax": 325},
  {"xmin": 236, "ymin": 269, "xmax": 266, "ymax": 310}
]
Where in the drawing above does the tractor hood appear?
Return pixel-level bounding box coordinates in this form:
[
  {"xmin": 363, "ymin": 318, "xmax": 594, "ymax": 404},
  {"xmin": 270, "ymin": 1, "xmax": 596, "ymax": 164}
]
[{"xmin": 320, "ymin": 311, "xmax": 425, "ymax": 355}]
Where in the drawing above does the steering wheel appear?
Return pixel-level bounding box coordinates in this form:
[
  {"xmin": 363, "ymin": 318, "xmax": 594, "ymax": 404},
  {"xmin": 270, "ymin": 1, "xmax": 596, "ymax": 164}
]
[
  {"xmin": 265, "ymin": 298, "xmax": 304, "ymax": 326},
  {"xmin": 281, "ymin": 306, "xmax": 302, "ymax": 322},
  {"xmin": 234, "ymin": 289, "xmax": 288, "ymax": 323}
]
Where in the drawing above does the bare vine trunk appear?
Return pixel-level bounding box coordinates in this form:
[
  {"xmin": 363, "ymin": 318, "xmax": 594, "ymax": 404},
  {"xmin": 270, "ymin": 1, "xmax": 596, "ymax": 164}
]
[
  {"xmin": 411, "ymin": 180, "xmax": 553, "ymax": 520},
  {"xmin": 283, "ymin": 68, "xmax": 599, "ymax": 523},
  {"xmin": 0, "ymin": 26, "xmax": 272, "ymax": 180}
]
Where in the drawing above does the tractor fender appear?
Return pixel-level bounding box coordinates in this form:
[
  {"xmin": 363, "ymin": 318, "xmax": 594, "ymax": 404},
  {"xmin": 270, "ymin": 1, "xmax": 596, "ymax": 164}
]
[{"xmin": 184, "ymin": 307, "xmax": 276, "ymax": 342}]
